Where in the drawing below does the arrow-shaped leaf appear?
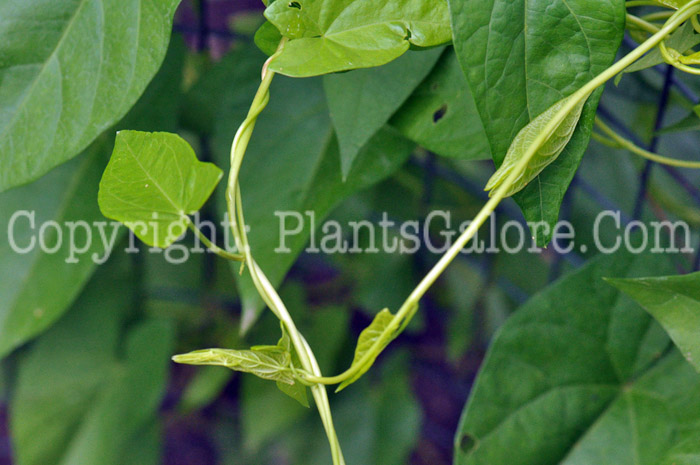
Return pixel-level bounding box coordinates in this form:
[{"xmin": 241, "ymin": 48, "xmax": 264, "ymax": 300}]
[{"xmin": 98, "ymin": 131, "xmax": 223, "ymax": 248}]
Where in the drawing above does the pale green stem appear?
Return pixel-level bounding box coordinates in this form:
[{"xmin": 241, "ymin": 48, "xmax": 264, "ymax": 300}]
[
  {"xmin": 659, "ymin": 39, "xmax": 700, "ymax": 74},
  {"xmin": 626, "ymin": 0, "xmax": 669, "ymax": 7},
  {"xmin": 594, "ymin": 117, "xmax": 700, "ymax": 168},
  {"xmin": 224, "ymin": 40, "xmax": 346, "ymax": 465},
  {"xmin": 627, "ymin": 13, "xmax": 661, "ymax": 33},
  {"xmin": 185, "ymin": 218, "xmax": 244, "ymax": 261},
  {"xmin": 304, "ymin": 0, "xmax": 700, "ymax": 387}
]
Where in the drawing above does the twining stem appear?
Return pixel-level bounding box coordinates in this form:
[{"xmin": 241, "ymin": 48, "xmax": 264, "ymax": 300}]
[
  {"xmin": 594, "ymin": 117, "xmax": 700, "ymax": 168},
  {"xmin": 625, "ymin": 0, "xmax": 670, "ymax": 7},
  {"xmin": 185, "ymin": 218, "xmax": 244, "ymax": 261},
  {"xmin": 627, "ymin": 13, "xmax": 661, "ymax": 34},
  {"xmin": 303, "ymin": 0, "xmax": 700, "ymax": 387},
  {"xmin": 224, "ymin": 40, "xmax": 346, "ymax": 465}
]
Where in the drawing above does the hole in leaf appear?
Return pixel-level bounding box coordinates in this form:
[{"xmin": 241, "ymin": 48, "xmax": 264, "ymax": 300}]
[
  {"xmin": 288, "ymin": 1, "xmax": 302, "ymax": 9},
  {"xmin": 433, "ymin": 104, "xmax": 447, "ymax": 123},
  {"xmin": 459, "ymin": 434, "xmax": 476, "ymax": 453}
]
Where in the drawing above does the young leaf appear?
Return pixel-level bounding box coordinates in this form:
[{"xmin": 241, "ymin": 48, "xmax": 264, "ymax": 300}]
[
  {"xmin": 263, "ymin": 0, "xmax": 452, "ymax": 76},
  {"xmin": 324, "ymin": 48, "xmax": 443, "ymax": 178},
  {"xmin": 390, "ymin": 47, "xmax": 491, "ymax": 160},
  {"xmin": 454, "ymin": 251, "xmax": 700, "ymax": 465},
  {"xmin": 98, "ymin": 131, "xmax": 223, "ymax": 248},
  {"xmin": 607, "ymin": 272, "xmax": 700, "ymax": 373},
  {"xmin": 255, "ymin": 21, "xmax": 284, "ymax": 56},
  {"xmin": 0, "ymin": 0, "xmax": 181, "ymax": 192},
  {"xmin": 450, "ymin": 0, "xmax": 625, "ymax": 245},
  {"xmin": 337, "ymin": 304, "xmax": 417, "ymax": 391},
  {"xmin": 172, "ymin": 347, "xmax": 297, "ymax": 384},
  {"xmin": 276, "ymin": 380, "xmax": 310, "ymax": 408},
  {"xmin": 484, "ymin": 94, "xmax": 589, "ymax": 197},
  {"xmin": 276, "ymin": 323, "xmax": 310, "ymax": 407}
]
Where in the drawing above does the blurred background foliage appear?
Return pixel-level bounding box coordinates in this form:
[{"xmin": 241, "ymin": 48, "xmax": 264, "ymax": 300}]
[{"xmin": 1, "ymin": 1, "xmax": 700, "ymax": 465}]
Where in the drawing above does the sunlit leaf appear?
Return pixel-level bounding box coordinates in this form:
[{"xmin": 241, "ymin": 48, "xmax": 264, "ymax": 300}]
[
  {"xmin": 172, "ymin": 347, "xmax": 296, "ymax": 384},
  {"xmin": 264, "ymin": 0, "xmax": 452, "ymax": 76},
  {"xmin": 98, "ymin": 131, "xmax": 223, "ymax": 248}
]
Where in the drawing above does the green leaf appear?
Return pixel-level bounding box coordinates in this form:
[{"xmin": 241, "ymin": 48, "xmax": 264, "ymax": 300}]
[
  {"xmin": 0, "ymin": 38, "xmax": 184, "ymax": 360},
  {"xmin": 484, "ymin": 93, "xmax": 589, "ymax": 197},
  {"xmin": 619, "ymin": 21, "xmax": 700, "ymax": 80},
  {"xmin": 390, "ymin": 47, "xmax": 490, "ymax": 160},
  {"xmin": 255, "ymin": 21, "xmax": 284, "ymax": 56},
  {"xmin": 659, "ymin": 104, "xmax": 700, "ymax": 134},
  {"xmin": 10, "ymin": 255, "xmax": 174, "ymax": 465},
  {"xmin": 264, "ymin": 0, "xmax": 452, "ymax": 76},
  {"xmin": 324, "ymin": 48, "xmax": 442, "ymax": 177},
  {"xmin": 607, "ymin": 272, "xmax": 700, "ymax": 373},
  {"xmin": 276, "ymin": 379, "xmax": 310, "ymax": 408},
  {"xmin": 275, "ymin": 323, "xmax": 310, "ymax": 407},
  {"xmin": 172, "ymin": 347, "xmax": 298, "ymax": 384},
  {"xmin": 98, "ymin": 131, "xmax": 223, "ymax": 248},
  {"xmin": 337, "ymin": 304, "xmax": 417, "ymax": 391},
  {"xmin": 207, "ymin": 54, "xmax": 414, "ymax": 328},
  {"xmin": 0, "ymin": 0, "xmax": 181, "ymax": 192},
  {"xmin": 450, "ymin": 0, "xmax": 626, "ymax": 245},
  {"xmin": 453, "ymin": 250, "xmax": 700, "ymax": 465},
  {"xmin": 0, "ymin": 141, "xmax": 113, "ymax": 359},
  {"xmin": 181, "ymin": 46, "xmax": 263, "ymax": 136}
]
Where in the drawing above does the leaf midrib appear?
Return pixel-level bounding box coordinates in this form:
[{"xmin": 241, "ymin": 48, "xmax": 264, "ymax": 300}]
[
  {"xmin": 0, "ymin": 0, "xmax": 91, "ymax": 141},
  {"xmin": 121, "ymin": 137, "xmax": 184, "ymax": 215}
]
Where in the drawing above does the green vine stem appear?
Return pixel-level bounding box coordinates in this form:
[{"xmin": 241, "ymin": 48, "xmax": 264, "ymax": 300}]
[
  {"xmin": 223, "ymin": 39, "xmax": 346, "ymax": 465},
  {"xmin": 219, "ymin": 2, "xmax": 700, "ymax": 461},
  {"xmin": 594, "ymin": 117, "xmax": 700, "ymax": 168},
  {"xmin": 303, "ymin": 0, "xmax": 700, "ymax": 387},
  {"xmin": 185, "ymin": 218, "xmax": 245, "ymax": 261}
]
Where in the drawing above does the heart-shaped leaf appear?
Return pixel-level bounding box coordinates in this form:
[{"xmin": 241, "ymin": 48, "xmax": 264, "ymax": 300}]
[
  {"xmin": 454, "ymin": 251, "xmax": 700, "ymax": 465},
  {"xmin": 608, "ymin": 271, "xmax": 700, "ymax": 373},
  {"xmin": 324, "ymin": 48, "xmax": 443, "ymax": 178},
  {"xmin": 98, "ymin": 131, "xmax": 223, "ymax": 248},
  {"xmin": 264, "ymin": 0, "xmax": 452, "ymax": 76},
  {"xmin": 450, "ymin": 0, "xmax": 625, "ymax": 245}
]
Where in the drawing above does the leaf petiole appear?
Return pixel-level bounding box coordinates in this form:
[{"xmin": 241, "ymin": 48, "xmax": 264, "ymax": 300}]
[
  {"xmin": 185, "ymin": 217, "xmax": 245, "ymax": 262},
  {"xmin": 594, "ymin": 117, "xmax": 700, "ymax": 168}
]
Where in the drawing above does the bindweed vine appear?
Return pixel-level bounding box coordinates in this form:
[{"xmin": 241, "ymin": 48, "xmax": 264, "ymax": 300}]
[{"xmin": 94, "ymin": 0, "xmax": 700, "ymax": 462}]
